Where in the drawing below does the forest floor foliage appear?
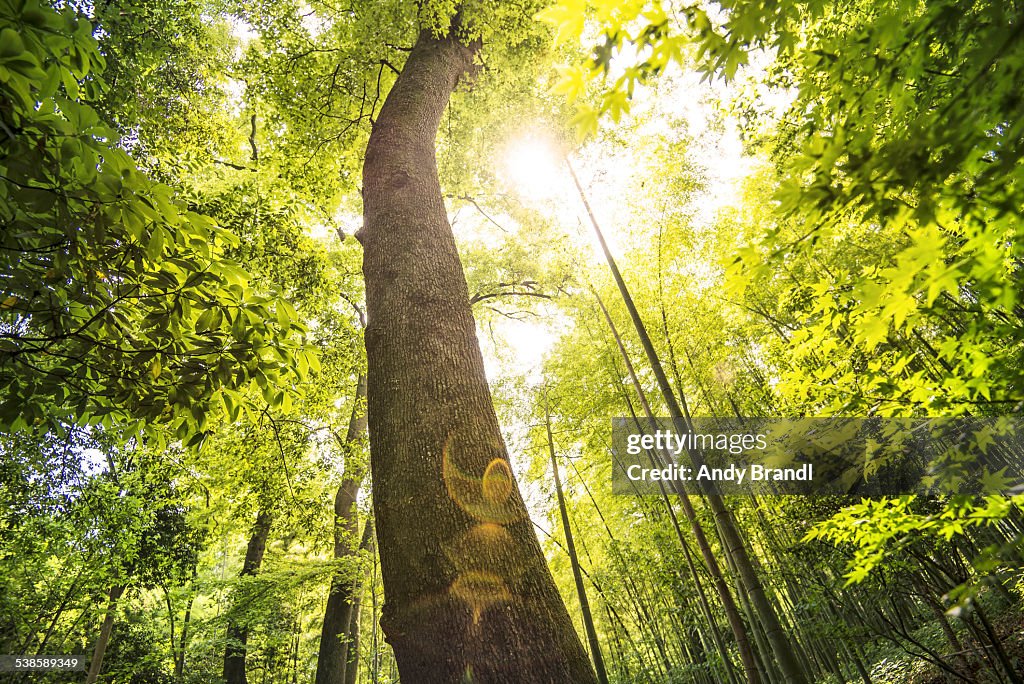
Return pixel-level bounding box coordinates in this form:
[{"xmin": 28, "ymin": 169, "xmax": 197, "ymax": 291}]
[{"xmin": 855, "ymin": 600, "xmax": 1024, "ymax": 684}]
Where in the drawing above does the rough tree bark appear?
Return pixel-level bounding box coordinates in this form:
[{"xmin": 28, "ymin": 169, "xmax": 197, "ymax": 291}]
[
  {"xmin": 357, "ymin": 19, "xmax": 598, "ymax": 684},
  {"xmin": 316, "ymin": 375, "xmax": 367, "ymax": 684},
  {"xmin": 223, "ymin": 509, "xmax": 273, "ymax": 684}
]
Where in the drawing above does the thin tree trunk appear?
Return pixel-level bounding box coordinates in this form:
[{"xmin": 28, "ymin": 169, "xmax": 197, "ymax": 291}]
[
  {"xmin": 544, "ymin": 388, "xmax": 610, "ymax": 684},
  {"xmin": 343, "ymin": 601, "xmax": 361, "ymax": 684},
  {"xmin": 344, "ymin": 520, "xmax": 375, "ymax": 684},
  {"xmin": 84, "ymin": 457, "xmax": 127, "ymax": 684},
  {"xmin": 175, "ymin": 595, "xmax": 194, "ymax": 679},
  {"xmin": 316, "ymin": 375, "xmax": 368, "ymax": 684},
  {"xmin": 223, "ymin": 510, "xmax": 273, "ymax": 684},
  {"xmin": 84, "ymin": 584, "xmax": 126, "ymax": 684},
  {"xmin": 370, "ymin": 546, "xmax": 380, "ymax": 684},
  {"xmin": 291, "ymin": 627, "xmax": 300, "ymax": 684},
  {"xmin": 572, "ymin": 164, "xmax": 806, "ymax": 684},
  {"xmin": 972, "ymin": 602, "xmax": 1023, "ymax": 684},
  {"xmin": 839, "ymin": 640, "xmax": 873, "ymax": 684},
  {"xmin": 677, "ymin": 526, "xmax": 740, "ymax": 684},
  {"xmin": 164, "ymin": 585, "xmax": 176, "ymax": 676},
  {"xmin": 594, "ymin": 288, "xmax": 761, "ymax": 684},
  {"xmin": 357, "ymin": 17, "xmax": 597, "ymax": 684}
]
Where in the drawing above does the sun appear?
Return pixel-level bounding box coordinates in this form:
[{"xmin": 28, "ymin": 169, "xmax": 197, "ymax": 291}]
[{"xmin": 499, "ymin": 135, "xmax": 565, "ymax": 203}]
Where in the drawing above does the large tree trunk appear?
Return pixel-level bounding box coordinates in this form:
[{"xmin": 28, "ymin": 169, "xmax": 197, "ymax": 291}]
[
  {"xmin": 316, "ymin": 376, "xmax": 368, "ymax": 684},
  {"xmin": 223, "ymin": 510, "xmax": 273, "ymax": 684},
  {"xmin": 358, "ymin": 22, "xmax": 598, "ymax": 684}
]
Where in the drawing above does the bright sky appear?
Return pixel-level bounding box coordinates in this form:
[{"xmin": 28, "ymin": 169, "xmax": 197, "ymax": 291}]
[
  {"xmin": 481, "ymin": 46, "xmax": 797, "ymax": 372},
  {"xmin": 474, "ymin": 62, "xmax": 797, "ymax": 530},
  {"xmin": 481, "ymin": 73, "xmax": 759, "ymax": 375},
  {"xmin": 228, "ymin": 15, "xmax": 257, "ymax": 52}
]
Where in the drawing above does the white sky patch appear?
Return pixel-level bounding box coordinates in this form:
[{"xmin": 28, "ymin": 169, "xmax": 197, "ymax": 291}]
[
  {"xmin": 694, "ymin": 121, "xmax": 750, "ymax": 227},
  {"xmin": 449, "ymin": 202, "xmax": 518, "ymax": 250},
  {"xmin": 739, "ymin": 47, "xmax": 800, "ymax": 135},
  {"xmin": 229, "ymin": 15, "xmax": 257, "ymax": 43},
  {"xmin": 228, "ymin": 15, "xmax": 257, "ymax": 62},
  {"xmin": 566, "ymin": 147, "xmax": 638, "ymax": 264},
  {"xmin": 306, "ymin": 210, "xmax": 360, "ymax": 243},
  {"xmin": 479, "ymin": 310, "xmax": 574, "ymax": 386},
  {"xmin": 503, "ymin": 318, "xmax": 559, "ymax": 378},
  {"xmin": 223, "ymin": 77, "xmax": 246, "ymax": 116},
  {"xmin": 299, "ymin": 3, "xmax": 331, "ymax": 38},
  {"xmin": 79, "ymin": 447, "xmax": 107, "ymax": 477},
  {"xmin": 306, "ymin": 223, "xmax": 332, "ymax": 241}
]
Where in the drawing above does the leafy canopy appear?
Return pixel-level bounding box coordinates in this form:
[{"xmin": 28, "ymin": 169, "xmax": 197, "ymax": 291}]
[{"xmin": 0, "ymin": 0, "xmax": 315, "ymax": 443}]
